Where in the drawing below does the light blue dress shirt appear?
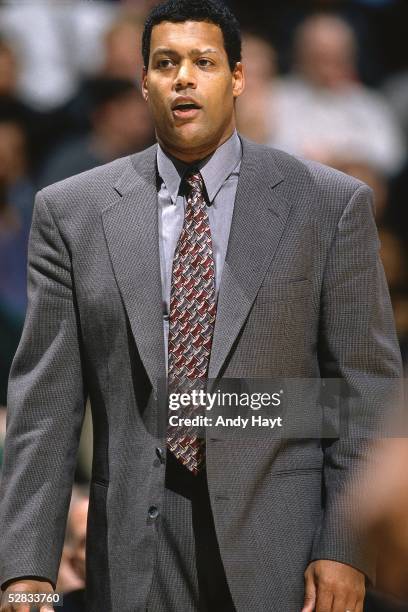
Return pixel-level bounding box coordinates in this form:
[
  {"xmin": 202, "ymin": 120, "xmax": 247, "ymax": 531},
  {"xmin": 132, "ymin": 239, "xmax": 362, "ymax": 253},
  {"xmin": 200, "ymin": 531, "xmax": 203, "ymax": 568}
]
[{"xmin": 156, "ymin": 130, "xmax": 242, "ymax": 363}]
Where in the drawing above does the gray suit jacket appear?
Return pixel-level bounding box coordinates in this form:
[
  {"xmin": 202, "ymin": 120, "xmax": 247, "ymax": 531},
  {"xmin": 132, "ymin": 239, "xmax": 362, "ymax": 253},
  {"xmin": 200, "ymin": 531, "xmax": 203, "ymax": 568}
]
[{"xmin": 0, "ymin": 137, "xmax": 402, "ymax": 611}]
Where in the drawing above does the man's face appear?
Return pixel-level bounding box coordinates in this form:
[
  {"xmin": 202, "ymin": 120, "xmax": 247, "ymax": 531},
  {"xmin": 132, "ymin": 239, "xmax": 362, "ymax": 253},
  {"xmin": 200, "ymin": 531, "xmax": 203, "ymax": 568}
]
[{"xmin": 142, "ymin": 20, "xmax": 244, "ymax": 161}]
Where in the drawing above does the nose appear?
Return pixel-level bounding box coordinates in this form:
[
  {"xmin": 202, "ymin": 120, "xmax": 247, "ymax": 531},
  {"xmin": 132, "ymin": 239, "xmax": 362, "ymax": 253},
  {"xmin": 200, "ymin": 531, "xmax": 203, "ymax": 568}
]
[{"xmin": 173, "ymin": 60, "xmax": 197, "ymax": 91}]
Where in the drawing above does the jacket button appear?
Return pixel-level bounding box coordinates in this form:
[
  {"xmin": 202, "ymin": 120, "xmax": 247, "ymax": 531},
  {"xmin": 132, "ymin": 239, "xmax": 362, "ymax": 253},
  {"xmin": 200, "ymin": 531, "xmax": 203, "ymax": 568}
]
[
  {"xmin": 148, "ymin": 505, "xmax": 159, "ymax": 520},
  {"xmin": 155, "ymin": 447, "xmax": 165, "ymax": 464}
]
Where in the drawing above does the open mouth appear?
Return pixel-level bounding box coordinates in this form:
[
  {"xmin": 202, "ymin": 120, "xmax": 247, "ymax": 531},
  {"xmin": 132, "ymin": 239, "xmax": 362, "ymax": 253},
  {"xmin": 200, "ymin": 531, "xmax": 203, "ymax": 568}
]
[
  {"xmin": 172, "ymin": 100, "xmax": 202, "ymax": 119},
  {"xmin": 174, "ymin": 103, "xmax": 200, "ymax": 111}
]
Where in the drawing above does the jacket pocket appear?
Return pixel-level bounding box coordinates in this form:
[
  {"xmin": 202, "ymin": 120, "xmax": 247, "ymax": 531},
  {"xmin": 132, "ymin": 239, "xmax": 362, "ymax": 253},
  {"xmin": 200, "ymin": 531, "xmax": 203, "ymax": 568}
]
[
  {"xmin": 270, "ymin": 466, "xmax": 323, "ymax": 477},
  {"xmin": 257, "ymin": 278, "xmax": 311, "ymax": 303}
]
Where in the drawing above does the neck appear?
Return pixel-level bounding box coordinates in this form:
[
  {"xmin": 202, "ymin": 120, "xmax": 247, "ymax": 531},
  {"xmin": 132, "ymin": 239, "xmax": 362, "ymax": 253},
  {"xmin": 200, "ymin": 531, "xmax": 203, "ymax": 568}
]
[{"xmin": 157, "ymin": 127, "xmax": 235, "ymax": 164}]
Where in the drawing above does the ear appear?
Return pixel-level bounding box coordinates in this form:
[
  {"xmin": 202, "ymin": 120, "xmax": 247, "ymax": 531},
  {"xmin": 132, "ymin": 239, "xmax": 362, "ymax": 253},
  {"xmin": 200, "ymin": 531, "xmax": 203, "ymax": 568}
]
[
  {"xmin": 232, "ymin": 61, "xmax": 245, "ymax": 99},
  {"xmin": 142, "ymin": 67, "xmax": 149, "ymax": 102}
]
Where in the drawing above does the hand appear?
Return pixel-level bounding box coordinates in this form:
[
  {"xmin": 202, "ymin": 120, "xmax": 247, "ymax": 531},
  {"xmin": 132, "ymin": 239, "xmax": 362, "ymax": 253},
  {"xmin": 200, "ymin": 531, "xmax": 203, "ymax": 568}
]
[
  {"xmin": 0, "ymin": 579, "xmax": 55, "ymax": 612},
  {"xmin": 301, "ymin": 560, "xmax": 365, "ymax": 612}
]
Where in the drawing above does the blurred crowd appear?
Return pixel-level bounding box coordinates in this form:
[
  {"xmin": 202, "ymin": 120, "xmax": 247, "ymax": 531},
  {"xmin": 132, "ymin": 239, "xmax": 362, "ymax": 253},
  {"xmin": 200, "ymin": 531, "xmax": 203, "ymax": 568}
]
[{"xmin": 0, "ymin": 0, "xmax": 407, "ymax": 609}]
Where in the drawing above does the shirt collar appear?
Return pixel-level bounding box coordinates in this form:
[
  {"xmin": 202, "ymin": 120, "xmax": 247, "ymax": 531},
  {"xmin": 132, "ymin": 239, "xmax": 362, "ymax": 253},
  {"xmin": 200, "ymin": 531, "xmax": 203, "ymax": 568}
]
[{"xmin": 157, "ymin": 129, "xmax": 242, "ymax": 205}]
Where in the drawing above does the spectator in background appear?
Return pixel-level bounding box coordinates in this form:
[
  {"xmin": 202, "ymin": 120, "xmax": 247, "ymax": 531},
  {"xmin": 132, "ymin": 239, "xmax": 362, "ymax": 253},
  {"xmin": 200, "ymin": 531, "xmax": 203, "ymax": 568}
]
[
  {"xmin": 0, "ymin": 99, "xmax": 34, "ymax": 219},
  {"xmin": 67, "ymin": 1, "xmax": 119, "ymax": 79},
  {"xmin": 102, "ymin": 14, "xmax": 144, "ymax": 82},
  {"xmin": 0, "ymin": 102, "xmax": 35, "ymax": 405},
  {"xmin": 0, "ymin": 178, "xmax": 29, "ymax": 406},
  {"xmin": 270, "ymin": 14, "xmax": 406, "ymax": 177},
  {"xmin": 0, "ymin": 1, "xmax": 77, "ymax": 112},
  {"xmin": 57, "ymin": 486, "xmax": 88, "ymax": 612},
  {"xmin": 0, "ymin": 39, "xmax": 38, "ymax": 170},
  {"xmin": 0, "ymin": 0, "xmax": 116, "ymax": 112},
  {"xmin": 0, "ymin": 3, "xmax": 125, "ymax": 176},
  {"xmin": 0, "ymin": 33, "xmax": 71, "ymax": 178},
  {"xmin": 236, "ymin": 33, "xmax": 278, "ymax": 143},
  {"xmin": 383, "ymin": 68, "xmax": 408, "ymax": 149},
  {"xmin": 0, "ymin": 39, "xmax": 18, "ymax": 98},
  {"xmin": 39, "ymin": 77, "xmax": 154, "ymax": 188},
  {"xmin": 55, "ymin": 13, "xmax": 145, "ymax": 150}
]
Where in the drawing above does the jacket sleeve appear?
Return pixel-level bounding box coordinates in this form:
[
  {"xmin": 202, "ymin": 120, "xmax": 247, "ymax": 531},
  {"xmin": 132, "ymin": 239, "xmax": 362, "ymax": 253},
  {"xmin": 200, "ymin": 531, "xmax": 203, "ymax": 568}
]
[
  {"xmin": 0, "ymin": 190, "xmax": 87, "ymax": 590},
  {"xmin": 311, "ymin": 184, "xmax": 403, "ymax": 581}
]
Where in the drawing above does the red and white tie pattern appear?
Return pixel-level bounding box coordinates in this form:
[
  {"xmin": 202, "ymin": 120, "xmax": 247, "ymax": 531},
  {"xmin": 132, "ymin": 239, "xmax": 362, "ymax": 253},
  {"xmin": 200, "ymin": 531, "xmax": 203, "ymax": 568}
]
[{"xmin": 166, "ymin": 170, "xmax": 216, "ymax": 475}]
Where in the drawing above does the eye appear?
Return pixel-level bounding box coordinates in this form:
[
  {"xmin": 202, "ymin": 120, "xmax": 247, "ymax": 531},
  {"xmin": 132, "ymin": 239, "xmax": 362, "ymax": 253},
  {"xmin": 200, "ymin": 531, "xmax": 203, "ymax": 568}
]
[
  {"xmin": 157, "ymin": 59, "xmax": 174, "ymax": 69},
  {"xmin": 197, "ymin": 58, "xmax": 213, "ymax": 68}
]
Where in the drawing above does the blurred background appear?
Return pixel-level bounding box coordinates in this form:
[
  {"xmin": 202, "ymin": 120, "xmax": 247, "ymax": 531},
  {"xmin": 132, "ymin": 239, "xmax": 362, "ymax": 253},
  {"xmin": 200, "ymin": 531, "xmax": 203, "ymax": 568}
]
[{"xmin": 0, "ymin": 0, "xmax": 407, "ymax": 609}]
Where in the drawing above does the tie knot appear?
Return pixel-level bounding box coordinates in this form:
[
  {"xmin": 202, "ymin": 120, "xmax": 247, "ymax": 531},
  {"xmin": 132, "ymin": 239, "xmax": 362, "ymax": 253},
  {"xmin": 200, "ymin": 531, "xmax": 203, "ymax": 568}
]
[{"xmin": 184, "ymin": 170, "xmax": 204, "ymax": 194}]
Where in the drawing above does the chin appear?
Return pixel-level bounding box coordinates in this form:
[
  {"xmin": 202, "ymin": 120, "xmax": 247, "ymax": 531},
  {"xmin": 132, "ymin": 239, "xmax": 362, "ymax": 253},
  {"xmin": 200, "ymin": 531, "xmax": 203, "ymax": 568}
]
[{"xmin": 174, "ymin": 125, "xmax": 212, "ymax": 148}]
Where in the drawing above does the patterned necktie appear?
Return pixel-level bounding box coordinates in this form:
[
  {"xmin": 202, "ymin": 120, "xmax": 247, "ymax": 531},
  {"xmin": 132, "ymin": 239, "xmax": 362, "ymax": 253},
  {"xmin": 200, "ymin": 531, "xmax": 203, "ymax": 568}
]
[{"xmin": 166, "ymin": 169, "xmax": 217, "ymax": 475}]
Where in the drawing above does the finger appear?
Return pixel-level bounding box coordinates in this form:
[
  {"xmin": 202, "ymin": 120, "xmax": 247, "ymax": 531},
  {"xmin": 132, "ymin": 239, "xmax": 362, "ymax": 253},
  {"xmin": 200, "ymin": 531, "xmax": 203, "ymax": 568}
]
[
  {"xmin": 301, "ymin": 573, "xmax": 317, "ymax": 612},
  {"xmin": 0, "ymin": 596, "xmax": 31, "ymax": 612},
  {"xmin": 341, "ymin": 585, "xmax": 365, "ymax": 612},
  {"xmin": 355, "ymin": 596, "xmax": 365, "ymax": 612},
  {"xmin": 315, "ymin": 587, "xmax": 333, "ymax": 612},
  {"xmin": 344, "ymin": 592, "xmax": 362, "ymax": 612},
  {"xmin": 9, "ymin": 603, "xmax": 30, "ymax": 612},
  {"xmin": 331, "ymin": 593, "xmax": 348, "ymax": 612}
]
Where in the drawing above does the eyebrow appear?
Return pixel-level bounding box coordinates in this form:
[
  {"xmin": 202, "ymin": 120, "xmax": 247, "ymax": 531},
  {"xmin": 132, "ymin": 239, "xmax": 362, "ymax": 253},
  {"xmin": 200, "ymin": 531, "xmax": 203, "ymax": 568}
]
[{"xmin": 152, "ymin": 47, "xmax": 219, "ymax": 57}]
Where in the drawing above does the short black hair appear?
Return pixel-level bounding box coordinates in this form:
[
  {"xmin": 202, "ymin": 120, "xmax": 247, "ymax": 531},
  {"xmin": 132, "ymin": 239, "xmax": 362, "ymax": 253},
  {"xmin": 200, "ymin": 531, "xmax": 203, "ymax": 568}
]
[{"xmin": 142, "ymin": 0, "xmax": 241, "ymax": 72}]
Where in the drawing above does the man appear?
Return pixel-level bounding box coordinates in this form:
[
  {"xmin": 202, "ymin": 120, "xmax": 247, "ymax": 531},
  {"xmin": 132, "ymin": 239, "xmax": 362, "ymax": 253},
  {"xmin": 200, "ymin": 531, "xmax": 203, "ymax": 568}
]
[
  {"xmin": 269, "ymin": 14, "xmax": 405, "ymax": 176},
  {"xmin": 0, "ymin": 1, "xmax": 402, "ymax": 611}
]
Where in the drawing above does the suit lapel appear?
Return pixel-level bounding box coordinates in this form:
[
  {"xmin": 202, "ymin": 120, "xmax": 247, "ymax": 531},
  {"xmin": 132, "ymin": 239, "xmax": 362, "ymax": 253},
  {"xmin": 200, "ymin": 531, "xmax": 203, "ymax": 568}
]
[
  {"xmin": 101, "ymin": 139, "xmax": 292, "ymax": 388},
  {"xmin": 208, "ymin": 138, "xmax": 292, "ymax": 379},
  {"xmin": 102, "ymin": 145, "xmax": 166, "ymax": 392}
]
